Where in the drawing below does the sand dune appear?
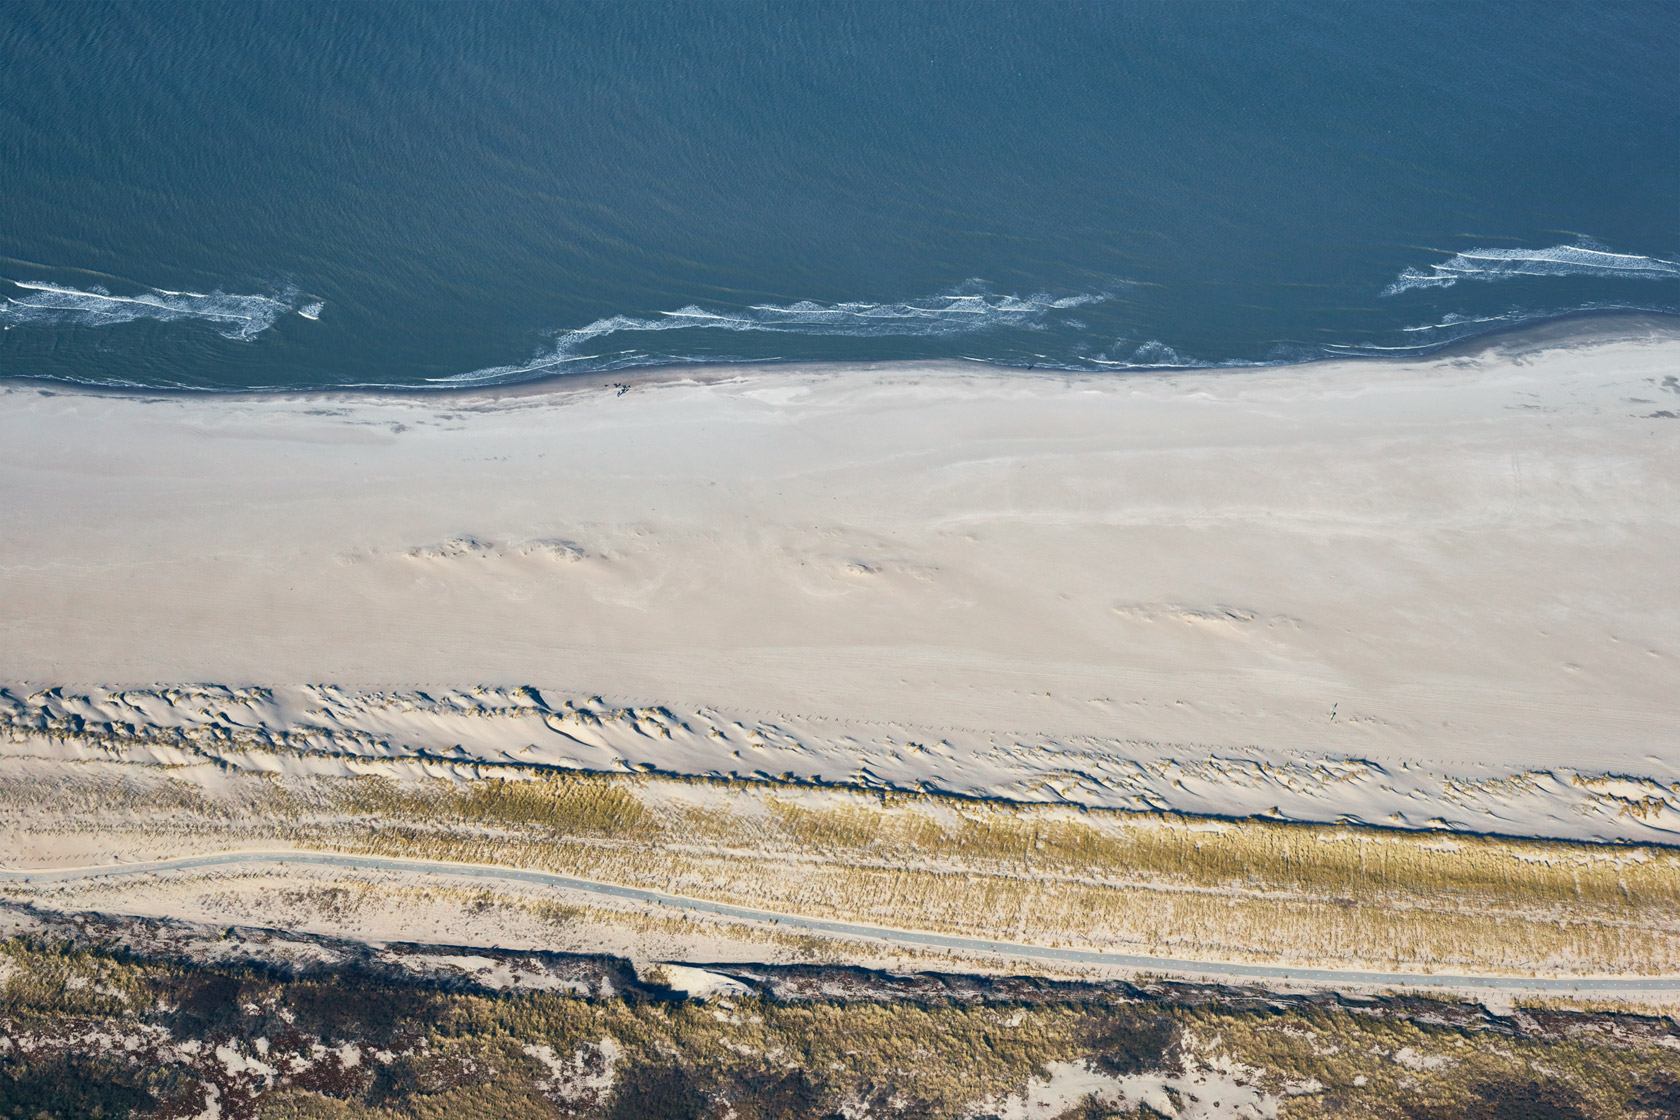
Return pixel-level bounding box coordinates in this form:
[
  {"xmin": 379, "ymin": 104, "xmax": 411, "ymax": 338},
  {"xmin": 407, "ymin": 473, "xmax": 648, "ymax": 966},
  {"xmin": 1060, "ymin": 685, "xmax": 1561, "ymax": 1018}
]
[{"xmin": 3, "ymin": 683, "xmax": 1678, "ymax": 843}]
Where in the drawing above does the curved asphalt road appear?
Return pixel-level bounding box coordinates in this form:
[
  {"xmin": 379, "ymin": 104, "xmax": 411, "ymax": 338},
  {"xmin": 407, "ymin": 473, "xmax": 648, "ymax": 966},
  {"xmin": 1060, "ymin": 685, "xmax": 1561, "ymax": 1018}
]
[{"xmin": 3, "ymin": 850, "xmax": 1673, "ymax": 995}]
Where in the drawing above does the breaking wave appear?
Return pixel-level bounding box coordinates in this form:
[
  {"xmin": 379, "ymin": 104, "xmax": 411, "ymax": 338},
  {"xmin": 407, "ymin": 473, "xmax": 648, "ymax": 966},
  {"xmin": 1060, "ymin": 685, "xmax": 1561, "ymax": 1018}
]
[
  {"xmin": 0, "ymin": 279, "xmax": 316, "ymax": 340},
  {"xmin": 440, "ymin": 281, "xmax": 1109, "ymax": 384},
  {"xmin": 1382, "ymin": 242, "xmax": 1680, "ymax": 296},
  {"xmin": 1077, "ymin": 338, "xmax": 1271, "ymax": 370}
]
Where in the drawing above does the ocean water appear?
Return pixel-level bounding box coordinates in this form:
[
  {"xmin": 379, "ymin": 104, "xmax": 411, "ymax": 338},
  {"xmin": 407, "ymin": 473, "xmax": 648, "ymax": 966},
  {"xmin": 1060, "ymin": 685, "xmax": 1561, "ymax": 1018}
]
[{"xmin": 1, "ymin": 0, "xmax": 1675, "ymax": 391}]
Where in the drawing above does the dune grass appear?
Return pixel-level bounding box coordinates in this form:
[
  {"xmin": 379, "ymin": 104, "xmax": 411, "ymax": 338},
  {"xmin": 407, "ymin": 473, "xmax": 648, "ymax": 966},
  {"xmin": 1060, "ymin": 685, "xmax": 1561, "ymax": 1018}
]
[{"xmin": 2, "ymin": 763, "xmax": 1677, "ymax": 976}]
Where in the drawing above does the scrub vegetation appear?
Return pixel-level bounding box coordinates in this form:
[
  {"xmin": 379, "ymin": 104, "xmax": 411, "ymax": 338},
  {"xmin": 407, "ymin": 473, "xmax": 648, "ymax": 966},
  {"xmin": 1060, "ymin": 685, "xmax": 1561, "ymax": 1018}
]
[{"xmin": 2, "ymin": 927, "xmax": 1678, "ymax": 1120}]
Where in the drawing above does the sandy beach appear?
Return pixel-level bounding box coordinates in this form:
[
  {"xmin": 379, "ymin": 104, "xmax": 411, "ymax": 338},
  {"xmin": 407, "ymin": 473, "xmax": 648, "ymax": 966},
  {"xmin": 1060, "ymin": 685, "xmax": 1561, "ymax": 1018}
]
[{"xmin": 2, "ymin": 319, "xmax": 1678, "ymax": 839}]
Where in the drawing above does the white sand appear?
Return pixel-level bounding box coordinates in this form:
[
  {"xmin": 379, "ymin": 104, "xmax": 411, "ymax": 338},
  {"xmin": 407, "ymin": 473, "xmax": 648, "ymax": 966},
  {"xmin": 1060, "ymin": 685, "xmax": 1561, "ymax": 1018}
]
[{"xmin": 2, "ymin": 322, "xmax": 1677, "ymax": 837}]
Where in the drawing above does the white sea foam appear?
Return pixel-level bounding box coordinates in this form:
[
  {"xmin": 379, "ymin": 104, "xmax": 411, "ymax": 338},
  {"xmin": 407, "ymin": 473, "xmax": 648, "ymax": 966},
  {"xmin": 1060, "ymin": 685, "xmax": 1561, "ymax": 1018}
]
[
  {"xmin": 1082, "ymin": 338, "xmax": 1266, "ymax": 370},
  {"xmin": 297, "ymin": 302, "xmax": 324, "ymax": 320},
  {"xmin": 1322, "ymin": 310, "xmax": 1535, "ymax": 355},
  {"xmin": 1122, "ymin": 339, "xmax": 1194, "ymax": 366},
  {"xmin": 1323, "ymin": 302, "xmax": 1672, "ymax": 357},
  {"xmin": 0, "ymin": 279, "xmax": 302, "ymax": 340},
  {"xmin": 1382, "ymin": 242, "xmax": 1680, "ymax": 296},
  {"xmin": 443, "ymin": 281, "xmax": 1109, "ymax": 384},
  {"xmin": 1399, "ymin": 311, "xmax": 1519, "ymax": 332}
]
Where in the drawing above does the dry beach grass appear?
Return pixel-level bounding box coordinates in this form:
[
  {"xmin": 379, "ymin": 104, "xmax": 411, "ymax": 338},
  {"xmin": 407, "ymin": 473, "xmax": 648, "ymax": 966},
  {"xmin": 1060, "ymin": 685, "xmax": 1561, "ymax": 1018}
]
[{"xmin": 3, "ymin": 762, "xmax": 1677, "ymax": 978}]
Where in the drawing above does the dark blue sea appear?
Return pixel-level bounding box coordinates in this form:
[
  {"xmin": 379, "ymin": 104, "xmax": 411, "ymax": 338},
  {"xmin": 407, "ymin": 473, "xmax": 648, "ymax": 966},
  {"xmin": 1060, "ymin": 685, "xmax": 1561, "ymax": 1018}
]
[{"xmin": 2, "ymin": 0, "xmax": 1676, "ymax": 391}]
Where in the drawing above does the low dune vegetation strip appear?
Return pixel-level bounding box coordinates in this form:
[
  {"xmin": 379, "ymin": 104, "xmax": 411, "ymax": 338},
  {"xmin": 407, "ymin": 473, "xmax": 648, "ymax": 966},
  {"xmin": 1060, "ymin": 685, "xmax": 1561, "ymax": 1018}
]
[
  {"xmin": 2, "ymin": 765, "xmax": 1677, "ymax": 975},
  {"xmin": 327, "ymin": 770, "xmax": 1680, "ymax": 912}
]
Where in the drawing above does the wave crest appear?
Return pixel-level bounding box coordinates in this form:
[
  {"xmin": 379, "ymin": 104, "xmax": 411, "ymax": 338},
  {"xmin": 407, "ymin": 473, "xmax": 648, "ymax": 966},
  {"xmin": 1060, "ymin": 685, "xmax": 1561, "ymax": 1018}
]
[
  {"xmin": 0, "ymin": 279, "xmax": 310, "ymax": 340},
  {"xmin": 1382, "ymin": 242, "xmax": 1680, "ymax": 296}
]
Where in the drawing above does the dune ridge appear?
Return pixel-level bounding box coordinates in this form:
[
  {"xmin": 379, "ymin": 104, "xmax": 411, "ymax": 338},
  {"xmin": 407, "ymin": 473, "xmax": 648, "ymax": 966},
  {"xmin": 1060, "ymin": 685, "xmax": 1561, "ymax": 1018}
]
[{"xmin": 2, "ymin": 683, "xmax": 1677, "ymax": 844}]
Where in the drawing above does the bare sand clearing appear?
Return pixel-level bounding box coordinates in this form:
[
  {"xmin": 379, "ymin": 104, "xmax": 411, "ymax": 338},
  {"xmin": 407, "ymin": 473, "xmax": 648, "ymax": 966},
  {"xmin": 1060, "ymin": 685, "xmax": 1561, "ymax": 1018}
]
[{"xmin": 1, "ymin": 320, "xmax": 1677, "ymax": 838}]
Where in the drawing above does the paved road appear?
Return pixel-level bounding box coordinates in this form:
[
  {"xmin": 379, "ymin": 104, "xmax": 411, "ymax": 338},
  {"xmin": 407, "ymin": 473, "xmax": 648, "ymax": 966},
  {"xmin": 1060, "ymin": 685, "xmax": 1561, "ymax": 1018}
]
[{"xmin": 4, "ymin": 850, "xmax": 1674, "ymax": 995}]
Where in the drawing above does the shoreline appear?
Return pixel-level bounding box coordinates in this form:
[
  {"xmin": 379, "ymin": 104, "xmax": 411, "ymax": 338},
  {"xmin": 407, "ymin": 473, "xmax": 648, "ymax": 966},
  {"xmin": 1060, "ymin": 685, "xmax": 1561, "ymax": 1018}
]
[{"xmin": 3, "ymin": 307, "xmax": 1677, "ymax": 404}]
